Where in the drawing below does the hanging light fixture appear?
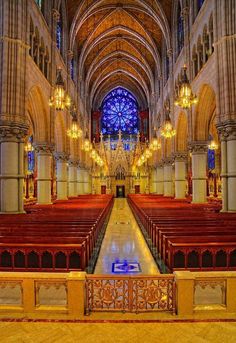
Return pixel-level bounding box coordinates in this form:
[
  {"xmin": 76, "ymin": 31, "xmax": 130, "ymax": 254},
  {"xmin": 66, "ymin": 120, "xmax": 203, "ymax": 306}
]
[
  {"xmin": 150, "ymin": 129, "xmax": 161, "ymax": 151},
  {"xmin": 174, "ymin": 65, "xmax": 198, "ymax": 109},
  {"xmin": 208, "ymin": 135, "xmax": 218, "ymax": 150},
  {"xmin": 161, "ymin": 109, "xmax": 176, "ymax": 139},
  {"xmin": 67, "ymin": 106, "xmax": 82, "ymax": 139},
  {"xmin": 25, "ymin": 137, "xmax": 34, "ymax": 152},
  {"xmin": 49, "ymin": 68, "xmax": 71, "ymax": 111},
  {"xmin": 83, "ymin": 132, "xmax": 92, "ymax": 152}
]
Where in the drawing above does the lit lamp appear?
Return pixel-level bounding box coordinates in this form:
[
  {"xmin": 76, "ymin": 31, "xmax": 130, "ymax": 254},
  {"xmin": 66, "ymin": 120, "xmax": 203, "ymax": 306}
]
[
  {"xmin": 83, "ymin": 132, "xmax": 91, "ymax": 152},
  {"xmin": 161, "ymin": 115, "xmax": 176, "ymax": 139},
  {"xmin": 67, "ymin": 106, "xmax": 82, "ymax": 139},
  {"xmin": 208, "ymin": 136, "xmax": 218, "ymax": 150},
  {"xmin": 49, "ymin": 69, "xmax": 71, "ymax": 111},
  {"xmin": 67, "ymin": 117, "xmax": 82, "ymax": 139},
  {"xmin": 150, "ymin": 131, "xmax": 161, "ymax": 151},
  {"xmin": 25, "ymin": 140, "xmax": 34, "ymax": 153},
  {"xmin": 174, "ymin": 65, "xmax": 198, "ymax": 109}
]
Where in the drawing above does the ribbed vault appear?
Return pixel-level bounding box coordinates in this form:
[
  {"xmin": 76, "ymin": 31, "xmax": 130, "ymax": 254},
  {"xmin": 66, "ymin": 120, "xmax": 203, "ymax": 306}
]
[{"xmin": 67, "ymin": 0, "xmax": 172, "ymax": 110}]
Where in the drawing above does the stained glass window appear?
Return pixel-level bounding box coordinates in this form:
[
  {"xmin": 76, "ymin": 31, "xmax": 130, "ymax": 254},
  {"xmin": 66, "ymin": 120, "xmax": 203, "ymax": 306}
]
[
  {"xmin": 177, "ymin": 2, "xmax": 184, "ymax": 56},
  {"xmin": 208, "ymin": 149, "xmax": 215, "ymax": 170},
  {"xmin": 56, "ymin": 18, "xmax": 62, "ymax": 51},
  {"xmin": 101, "ymin": 87, "xmax": 139, "ymax": 135},
  {"xmin": 70, "ymin": 58, "xmax": 74, "ymax": 80}
]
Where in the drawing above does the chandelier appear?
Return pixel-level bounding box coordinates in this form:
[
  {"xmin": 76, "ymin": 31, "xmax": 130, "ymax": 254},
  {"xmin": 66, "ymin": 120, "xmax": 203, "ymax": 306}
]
[
  {"xmin": 161, "ymin": 115, "xmax": 176, "ymax": 139},
  {"xmin": 83, "ymin": 133, "xmax": 92, "ymax": 152},
  {"xmin": 67, "ymin": 106, "xmax": 83, "ymax": 139},
  {"xmin": 150, "ymin": 130, "xmax": 161, "ymax": 151},
  {"xmin": 208, "ymin": 136, "xmax": 218, "ymax": 150},
  {"xmin": 174, "ymin": 65, "xmax": 198, "ymax": 109},
  {"xmin": 49, "ymin": 69, "xmax": 71, "ymax": 111},
  {"xmin": 25, "ymin": 139, "xmax": 34, "ymax": 152}
]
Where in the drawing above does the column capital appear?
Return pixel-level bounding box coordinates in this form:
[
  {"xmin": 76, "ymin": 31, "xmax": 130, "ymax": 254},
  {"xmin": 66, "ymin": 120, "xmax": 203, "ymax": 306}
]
[
  {"xmin": 0, "ymin": 123, "xmax": 28, "ymax": 142},
  {"xmin": 67, "ymin": 50, "xmax": 74, "ymax": 60},
  {"xmin": 163, "ymin": 157, "xmax": 174, "ymax": 166},
  {"xmin": 68, "ymin": 159, "xmax": 79, "ymax": 167},
  {"xmin": 216, "ymin": 120, "xmax": 236, "ymax": 141},
  {"xmin": 188, "ymin": 141, "xmax": 208, "ymax": 154},
  {"xmin": 174, "ymin": 151, "xmax": 188, "ymax": 162},
  {"xmin": 52, "ymin": 9, "xmax": 60, "ymax": 22},
  {"xmin": 34, "ymin": 143, "xmax": 54, "ymax": 154},
  {"xmin": 54, "ymin": 152, "xmax": 69, "ymax": 162}
]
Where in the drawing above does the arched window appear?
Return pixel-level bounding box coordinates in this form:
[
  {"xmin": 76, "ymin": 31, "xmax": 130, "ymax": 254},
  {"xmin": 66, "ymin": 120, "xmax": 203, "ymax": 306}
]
[
  {"xmin": 70, "ymin": 58, "xmax": 74, "ymax": 80},
  {"xmin": 56, "ymin": 14, "xmax": 63, "ymax": 52},
  {"xmin": 101, "ymin": 87, "xmax": 139, "ymax": 135},
  {"xmin": 177, "ymin": 2, "xmax": 184, "ymax": 57},
  {"xmin": 26, "ymin": 136, "xmax": 35, "ymax": 173}
]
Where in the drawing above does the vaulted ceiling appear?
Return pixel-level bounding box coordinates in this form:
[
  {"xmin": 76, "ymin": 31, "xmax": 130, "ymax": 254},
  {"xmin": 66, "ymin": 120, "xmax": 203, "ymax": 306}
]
[{"xmin": 67, "ymin": 0, "xmax": 173, "ymax": 110}]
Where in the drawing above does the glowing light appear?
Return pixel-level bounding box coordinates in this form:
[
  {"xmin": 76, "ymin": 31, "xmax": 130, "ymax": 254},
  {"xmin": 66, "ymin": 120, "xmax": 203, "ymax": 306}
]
[
  {"xmin": 174, "ymin": 65, "xmax": 198, "ymax": 109},
  {"xmin": 49, "ymin": 69, "xmax": 71, "ymax": 111},
  {"xmin": 67, "ymin": 118, "xmax": 82, "ymax": 139},
  {"xmin": 161, "ymin": 120, "xmax": 176, "ymax": 139}
]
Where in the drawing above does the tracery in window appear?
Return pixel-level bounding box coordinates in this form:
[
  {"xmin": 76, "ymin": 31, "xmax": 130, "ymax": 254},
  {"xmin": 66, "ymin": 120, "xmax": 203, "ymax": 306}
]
[{"xmin": 101, "ymin": 87, "xmax": 139, "ymax": 135}]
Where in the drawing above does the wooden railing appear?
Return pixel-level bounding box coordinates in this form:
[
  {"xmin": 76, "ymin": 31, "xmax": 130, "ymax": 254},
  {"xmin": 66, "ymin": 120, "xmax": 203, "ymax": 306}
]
[{"xmin": 0, "ymin": 271, "xmax": 236, "ymax": 319}]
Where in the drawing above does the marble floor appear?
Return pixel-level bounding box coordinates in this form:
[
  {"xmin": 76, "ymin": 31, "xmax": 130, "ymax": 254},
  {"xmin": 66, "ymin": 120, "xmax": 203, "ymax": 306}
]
[{"xmin": 94, "ymin": 198, "xmax": 159, "ymax": 274}]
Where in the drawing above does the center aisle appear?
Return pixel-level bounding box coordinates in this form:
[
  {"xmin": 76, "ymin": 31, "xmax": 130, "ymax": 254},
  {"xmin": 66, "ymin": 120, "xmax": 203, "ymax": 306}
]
[{"xmin": 94, "ymin": 198, "xmax": 159, "ymax": 274}]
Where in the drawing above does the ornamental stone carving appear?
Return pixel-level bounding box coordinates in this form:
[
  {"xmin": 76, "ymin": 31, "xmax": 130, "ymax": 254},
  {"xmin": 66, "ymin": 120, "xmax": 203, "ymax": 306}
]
[
  {"xmin": 68, "ymin": 159, "xmax": 79, "ymax": 167},
  {"xmin": 34, "ymin": 143, "xmax": 54, "ymax": 154},
  {"xmin": 174, "ymin": 152, "xmax": 188, "ymax": 162},
  {"xmin": 188, "ymin": 141, "xmax": 208, "ymax": 154},
  {"xmin": 54, "ymin": 152, "xmax": 69, "ymax": 162},
  {"xmin": 0, "ymin": 123, "xmax": 28, "ymax": 142},
  {"xmin": 216, "ymin": 121, "xmax": 236, "ymax": 141}
]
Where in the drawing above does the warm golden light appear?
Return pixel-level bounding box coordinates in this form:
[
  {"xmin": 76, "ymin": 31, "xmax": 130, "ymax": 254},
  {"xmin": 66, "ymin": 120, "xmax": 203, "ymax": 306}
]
[
  {"xmin": 208, "ymin": 140, "xmax": 218, "ymax": 150},
  {"xmin": 150, "ymin": 137, "xmax": 161, "ymax": 151},
  {"xmin": 175, "ymin": 66, "xmax": 198, "ymax": 109},
  {"xmin": 25, "ymin": 141, "xmax": 34, "ymax": 152},
  {"xmin": 67, "ymin": 118, "xmax": 82, "ymax": 139},
  {"xmin": 161, "ymin": 120, "xmax": 176, "ymax": 139},
  {"xmin": 49, "ymin": 69, "xmax": 71, "ymax": 111}
]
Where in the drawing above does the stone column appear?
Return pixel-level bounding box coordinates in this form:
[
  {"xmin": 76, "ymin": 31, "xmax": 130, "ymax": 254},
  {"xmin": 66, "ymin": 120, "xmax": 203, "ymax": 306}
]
[
  {"xmin": 0, "ymin": 1, "xmax": 29, "ymax": 212},
  {"xmin": 55, "ymin": 152, "xmax": 68, "ymax": 200},
  {"xmin": 68, "ymin": 160, "xmax": 78, "ymax": 197},
  {"xmin": 164, "ymin": 158, "xmax": 174, "ymax": 197},
  {"xmin": 190, "ymin": 142, "xmax": 208, "ymax": 203},
  {"xmin": 77, "ymin": 164, "xmax": 84, "ymax": 195},
  {"xmin": 175, "ymin": 152, "xmax": 187, "ymax": 199},
  {"xmin": 217, "ymin": 122, "xmax": 236, "ymax": 212},
  {"xmin": 83, "ymin": 169, "xmax": 90, "ymax": 194},
  {"xmin": 35, "ymin": 144, "xmax": 54, "ymax": 205},
  {"xmin": 156, "ymin": 163, "xmax": 164, "ymax": 195},
  {"xmin": 0, "ymin": 125, "xmax": 28, "ymax": 213},
  {"xmin": 151, "ymin": 167, "xmax": 157, "ymax": 193}
]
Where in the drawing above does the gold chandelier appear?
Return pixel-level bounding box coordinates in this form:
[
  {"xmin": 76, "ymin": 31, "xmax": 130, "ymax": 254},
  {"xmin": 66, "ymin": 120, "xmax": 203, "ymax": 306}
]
[
  {"xmin": 208, "ymin": 136, "xmax": 218, "ymax": 150},
  {"xmin": 82, "ymin": 132, "xmax": 92, "ymax": 152},
  {"xmin": 49, "ymin": 69, "xmax": 71, "ymax": 111},
  {"xmin": 174, "ymin": 65, "xmax": 198, "ymax": 109},
  {"xmin": 25, "ymin": 140, "xmax": 34, "ymax": 152},
  {"xmin": 67, "ymin": 117, "xmax": 82, "ymax": 139},
  {"xmin": 150, "ymin": 130, "xmax": 161, "ymax": 151},
  {"xmin": 161, "ymin": 116, "xmax": 176, "ymax": 139}
]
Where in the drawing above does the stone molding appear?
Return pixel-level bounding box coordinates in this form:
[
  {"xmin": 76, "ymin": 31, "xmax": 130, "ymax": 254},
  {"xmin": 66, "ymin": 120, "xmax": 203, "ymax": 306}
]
[
  {"xmin": 163, "ymin": 157, "xmax": 174, "ymax": 166},
  {"xmin": 174, "ymin": 151, "xmax": 188, "ymax": 162},
  {"xmin": 34, "ymin": 143, "xmax": 54, "ymax": 154},
  {"xmin": 68, "ymin": 159, "xmax": 79, "ymax": 167},
  {"xmin": 216, "ymin": 121, "xmax": 236, "ymax": 141},
  {"xmin": 0, "ymin": 123, "xmax": 28, "ymax": 142},
  {"xmin": 54, "ymin": 152, "xmax": 69, "ymax": 162},
  {"xmin": 188, "ymin": 141, "xmax": 208, "ymax": 154}
]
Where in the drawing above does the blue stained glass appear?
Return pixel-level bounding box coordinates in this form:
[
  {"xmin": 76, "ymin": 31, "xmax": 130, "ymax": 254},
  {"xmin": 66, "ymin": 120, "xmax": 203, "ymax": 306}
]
[
  {"xmin": 208, "ymin": 149, "xmax": 215, "ymax": 170},
  {"xmin": 197, "ymin": 0, "xmax": 205, "ymax": 12},
  {"xmin": 101, "ymin": 87, "xmax": 139, "ymax": 135},
  {"xmin": 177, "ymin": 2, "xmax": 184, "ymax": 55},
  {"xmin": 56, "ymin": 21, "xmax": 62, "ymax": 50}
]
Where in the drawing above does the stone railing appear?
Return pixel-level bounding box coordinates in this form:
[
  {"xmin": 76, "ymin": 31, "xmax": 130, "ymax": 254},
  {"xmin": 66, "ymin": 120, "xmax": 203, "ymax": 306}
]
[{"xmin": 0, "ymin": 271, "xmax": 236, "ymax": 319}]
